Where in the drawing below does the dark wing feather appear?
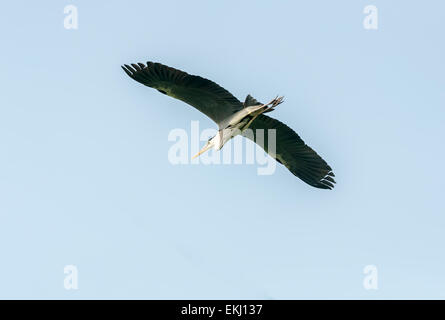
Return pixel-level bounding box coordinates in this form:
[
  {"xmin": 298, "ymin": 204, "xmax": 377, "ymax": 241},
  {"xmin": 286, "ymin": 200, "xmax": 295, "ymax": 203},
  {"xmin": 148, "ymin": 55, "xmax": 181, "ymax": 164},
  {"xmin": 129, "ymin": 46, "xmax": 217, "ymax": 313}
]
[
  {"xmin": 122, "ymin": 62, "xmax": 243, "ymax": 126},
  {"xmin": 243, "ymin": 115, "xmax": 335, "ymax": 189}
]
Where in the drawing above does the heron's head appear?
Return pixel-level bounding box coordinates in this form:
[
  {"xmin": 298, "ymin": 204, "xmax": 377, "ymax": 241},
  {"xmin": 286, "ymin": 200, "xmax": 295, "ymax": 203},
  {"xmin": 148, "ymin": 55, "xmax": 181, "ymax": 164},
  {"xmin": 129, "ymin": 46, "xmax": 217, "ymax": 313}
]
[{"xmin": 191, "ymin": 135, "xmax": 217, "ymax": 159}]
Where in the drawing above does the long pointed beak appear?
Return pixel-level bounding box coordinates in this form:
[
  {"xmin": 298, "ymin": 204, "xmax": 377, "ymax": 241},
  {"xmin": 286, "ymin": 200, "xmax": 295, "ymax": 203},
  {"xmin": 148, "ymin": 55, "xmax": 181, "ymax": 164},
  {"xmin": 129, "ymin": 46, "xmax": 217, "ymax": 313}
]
[{"xmin": 192, "ymin": 143, "xmax": 212, "ymax": 160}]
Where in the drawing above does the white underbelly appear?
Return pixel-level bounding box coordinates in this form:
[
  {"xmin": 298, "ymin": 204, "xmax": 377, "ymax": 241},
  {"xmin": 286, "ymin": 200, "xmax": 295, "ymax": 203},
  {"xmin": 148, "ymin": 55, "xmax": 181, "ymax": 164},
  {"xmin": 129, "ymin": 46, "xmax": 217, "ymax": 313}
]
[{"xmin": 214, "ymin": 125, "xmax": 245, "ymax": 150}]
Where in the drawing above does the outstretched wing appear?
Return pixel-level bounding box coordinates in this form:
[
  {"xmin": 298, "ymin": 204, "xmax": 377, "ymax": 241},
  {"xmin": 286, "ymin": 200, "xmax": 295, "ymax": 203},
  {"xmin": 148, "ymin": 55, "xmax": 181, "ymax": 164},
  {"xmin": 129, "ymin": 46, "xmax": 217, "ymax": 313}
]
[
  {"xmin": 243, "ymin": 115, "xmax": 336, "ymax": 189},
  {"xmin": 122, "ymin": 62, "xmax": 243, "ymax": 126}
]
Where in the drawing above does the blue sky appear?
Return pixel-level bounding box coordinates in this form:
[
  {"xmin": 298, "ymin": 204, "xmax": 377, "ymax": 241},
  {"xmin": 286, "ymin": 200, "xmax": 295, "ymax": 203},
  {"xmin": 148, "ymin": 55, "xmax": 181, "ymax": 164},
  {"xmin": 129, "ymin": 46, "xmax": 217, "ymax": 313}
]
[{"xmin": 0, "ymin": 0, "xmax": 444, "ymax": 299}]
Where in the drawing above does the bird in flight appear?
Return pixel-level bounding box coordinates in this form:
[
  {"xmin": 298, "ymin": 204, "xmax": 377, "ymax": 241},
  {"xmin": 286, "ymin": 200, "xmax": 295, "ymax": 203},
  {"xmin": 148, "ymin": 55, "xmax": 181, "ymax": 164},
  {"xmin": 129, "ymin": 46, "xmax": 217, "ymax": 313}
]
[{"xmin": 122, "ymin": 62, "xmax": 335, "ymax": 189}]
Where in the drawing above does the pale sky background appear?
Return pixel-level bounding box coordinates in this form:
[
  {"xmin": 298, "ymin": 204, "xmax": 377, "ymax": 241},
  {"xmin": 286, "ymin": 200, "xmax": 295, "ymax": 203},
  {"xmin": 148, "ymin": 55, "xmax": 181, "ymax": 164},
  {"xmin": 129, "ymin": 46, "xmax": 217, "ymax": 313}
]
[{"xmin": 1, "ymin": 0, "xmax": 444, "ymax": 299}]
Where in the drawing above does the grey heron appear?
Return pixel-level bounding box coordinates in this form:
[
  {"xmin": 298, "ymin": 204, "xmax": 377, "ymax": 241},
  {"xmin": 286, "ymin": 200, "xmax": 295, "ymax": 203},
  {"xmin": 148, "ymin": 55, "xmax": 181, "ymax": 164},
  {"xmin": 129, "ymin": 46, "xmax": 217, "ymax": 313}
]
[{"xmin": 122, "ymin": 62, "xmax": 335, "ymax": 189}]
